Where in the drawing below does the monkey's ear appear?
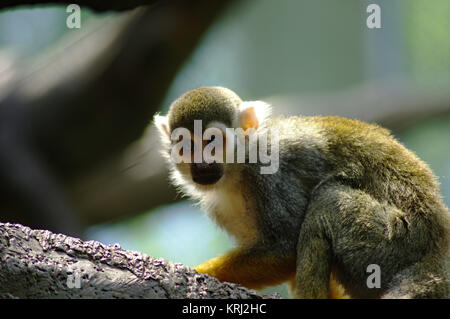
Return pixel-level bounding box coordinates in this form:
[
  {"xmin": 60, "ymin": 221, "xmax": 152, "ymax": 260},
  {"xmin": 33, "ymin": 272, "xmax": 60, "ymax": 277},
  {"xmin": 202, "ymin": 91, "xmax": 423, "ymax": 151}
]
[
  {"xmin": 154, "ymin": 114, "xmax": 171, "ymax": 143},
  {"xmin": 238, "ymin": 101, "xmax": 271, "ymax": 131}
]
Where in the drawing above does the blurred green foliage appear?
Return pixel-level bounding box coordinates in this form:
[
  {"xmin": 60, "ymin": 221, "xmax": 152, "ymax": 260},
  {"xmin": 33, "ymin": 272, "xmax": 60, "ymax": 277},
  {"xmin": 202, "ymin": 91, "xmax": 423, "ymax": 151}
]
[{"xmin": 406, "ymin": 0, "xmax": 450, "ymax": 82}]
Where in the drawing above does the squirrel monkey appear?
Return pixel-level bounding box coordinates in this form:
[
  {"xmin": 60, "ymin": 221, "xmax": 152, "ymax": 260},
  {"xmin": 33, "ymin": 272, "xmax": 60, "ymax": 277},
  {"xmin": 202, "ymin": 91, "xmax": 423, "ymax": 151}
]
[{"xmin": 154, "ymin": 86, "xmax": 449, "ymax": 298}]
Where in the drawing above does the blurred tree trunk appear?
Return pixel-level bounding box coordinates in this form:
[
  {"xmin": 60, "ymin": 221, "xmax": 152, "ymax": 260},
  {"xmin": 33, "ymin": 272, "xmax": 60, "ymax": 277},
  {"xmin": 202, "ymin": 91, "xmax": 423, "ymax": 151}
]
[
  {"xmin": 0, "ymin": 1, "xmax": 237, "ymax": 236},
  {"xmin": 2, "ymin": 0, "xmax": 160, "ymax": 12}
]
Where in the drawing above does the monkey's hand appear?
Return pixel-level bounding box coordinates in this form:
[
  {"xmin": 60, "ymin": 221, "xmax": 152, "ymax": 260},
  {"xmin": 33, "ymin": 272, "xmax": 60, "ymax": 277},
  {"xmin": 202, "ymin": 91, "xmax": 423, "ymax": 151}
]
[{"xmin": 194, "ymin": 247, "xmax": 296, "ymax": 290}]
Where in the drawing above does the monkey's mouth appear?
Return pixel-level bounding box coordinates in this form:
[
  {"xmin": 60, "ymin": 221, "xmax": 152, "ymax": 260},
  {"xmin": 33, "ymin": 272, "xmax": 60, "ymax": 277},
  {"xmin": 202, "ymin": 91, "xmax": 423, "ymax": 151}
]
[{"xmin": 191, "ymin": 162, "xmax": 223, "ymax": 185}]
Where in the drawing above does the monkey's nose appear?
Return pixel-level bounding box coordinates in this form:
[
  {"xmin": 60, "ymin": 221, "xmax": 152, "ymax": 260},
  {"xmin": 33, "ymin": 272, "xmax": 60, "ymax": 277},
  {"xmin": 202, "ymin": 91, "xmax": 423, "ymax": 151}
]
[{"xmin": 191, "ymin": 162, "xmax": 223, "ymax": 185}]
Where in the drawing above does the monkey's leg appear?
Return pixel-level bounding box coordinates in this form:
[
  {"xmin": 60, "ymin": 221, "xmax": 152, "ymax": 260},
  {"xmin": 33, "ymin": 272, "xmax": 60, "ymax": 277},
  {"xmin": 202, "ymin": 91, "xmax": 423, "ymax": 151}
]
[
  {"xmin": 295, "ymin": 182, "xmax": 432, "ymax": 299},
  {"xmin": 194, "ymin": 247, "xmax": 296, "ymax": 290},
  {"xmin": 294, "ymin": 182, "xmax": 385, "ymax": 298}
]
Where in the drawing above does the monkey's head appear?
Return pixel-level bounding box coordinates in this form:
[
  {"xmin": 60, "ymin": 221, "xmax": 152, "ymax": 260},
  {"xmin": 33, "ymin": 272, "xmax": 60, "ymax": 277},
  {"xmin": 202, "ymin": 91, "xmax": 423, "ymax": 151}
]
[{"xmin": 154, "ymin": 86, "xmax": 271, "ymax": 190}]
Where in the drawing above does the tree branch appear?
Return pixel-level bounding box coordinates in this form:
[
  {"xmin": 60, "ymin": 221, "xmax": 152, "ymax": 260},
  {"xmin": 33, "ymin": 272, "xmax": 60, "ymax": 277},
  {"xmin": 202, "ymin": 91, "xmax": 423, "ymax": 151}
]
[{"xmin": 0, "ymin": 222, "xmax": 278, "ymax": 299}]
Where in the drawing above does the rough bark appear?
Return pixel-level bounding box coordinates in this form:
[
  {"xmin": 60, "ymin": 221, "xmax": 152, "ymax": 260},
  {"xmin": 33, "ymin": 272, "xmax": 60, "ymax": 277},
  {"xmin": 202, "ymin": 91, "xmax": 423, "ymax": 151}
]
[{"xmin": 0, "ymin": 222, "xmax": 278, "ymax": 299}]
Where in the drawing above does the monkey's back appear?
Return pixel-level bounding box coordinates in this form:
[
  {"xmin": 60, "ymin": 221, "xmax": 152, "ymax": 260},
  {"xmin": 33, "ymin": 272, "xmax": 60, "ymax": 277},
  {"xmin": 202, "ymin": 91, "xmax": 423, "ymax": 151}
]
[
  {"xmin": 271, "ymin": 115, "xmax": 449, "ymax": 254},
  {"xmin": 312, "ymin": 116, "xmax": 446, "ymax": 214},
  {"xmin": 267, "ymin": 115, "xmax": 448, "ymax": 214}
]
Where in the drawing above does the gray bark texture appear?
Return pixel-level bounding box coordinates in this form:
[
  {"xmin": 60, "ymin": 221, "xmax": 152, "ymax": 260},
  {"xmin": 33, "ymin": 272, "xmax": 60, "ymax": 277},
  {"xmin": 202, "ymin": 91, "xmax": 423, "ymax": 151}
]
[{"xmin": 0, "ymin": 222, "xmax": 278, "ymax": 299}]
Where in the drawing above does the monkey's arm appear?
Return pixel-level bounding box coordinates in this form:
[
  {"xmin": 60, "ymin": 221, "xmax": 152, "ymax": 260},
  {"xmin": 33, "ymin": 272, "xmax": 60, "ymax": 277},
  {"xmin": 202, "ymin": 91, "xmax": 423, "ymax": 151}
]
[{"xmin": 194, "ymin": 247, "xmax": 296, "ymax": 290}]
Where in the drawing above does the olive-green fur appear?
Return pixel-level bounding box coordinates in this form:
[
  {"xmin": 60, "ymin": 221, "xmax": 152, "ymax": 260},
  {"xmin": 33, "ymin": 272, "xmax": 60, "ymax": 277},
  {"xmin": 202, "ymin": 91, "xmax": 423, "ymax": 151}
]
[{"xmin": 168, "ymin": 87, "xmax": 241, "ymax": 132}]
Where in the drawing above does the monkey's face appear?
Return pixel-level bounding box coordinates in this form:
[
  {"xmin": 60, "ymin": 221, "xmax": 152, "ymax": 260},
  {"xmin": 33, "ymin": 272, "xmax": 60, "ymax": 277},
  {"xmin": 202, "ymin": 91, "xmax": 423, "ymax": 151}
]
[
  {"xmin": 173, "ymin": 122, "xmax": 229, "ymax": 188},
  {"xmin": 154, "ymin": 86, "xmax": 272, "ymax": 190}
]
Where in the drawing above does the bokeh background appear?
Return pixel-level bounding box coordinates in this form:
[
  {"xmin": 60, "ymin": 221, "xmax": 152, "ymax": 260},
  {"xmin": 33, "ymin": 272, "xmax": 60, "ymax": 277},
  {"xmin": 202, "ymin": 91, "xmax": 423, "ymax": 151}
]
[{"xmin": 0, "ymin": 0, "xmax": 449, "ymax": 297}]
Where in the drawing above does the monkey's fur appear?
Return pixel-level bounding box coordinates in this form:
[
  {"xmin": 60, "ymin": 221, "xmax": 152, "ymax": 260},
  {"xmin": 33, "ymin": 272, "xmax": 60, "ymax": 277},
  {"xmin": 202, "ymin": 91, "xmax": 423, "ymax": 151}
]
[{"xmin": 155, "ymin": 86, "xmax": 449, "ymax": 298}]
